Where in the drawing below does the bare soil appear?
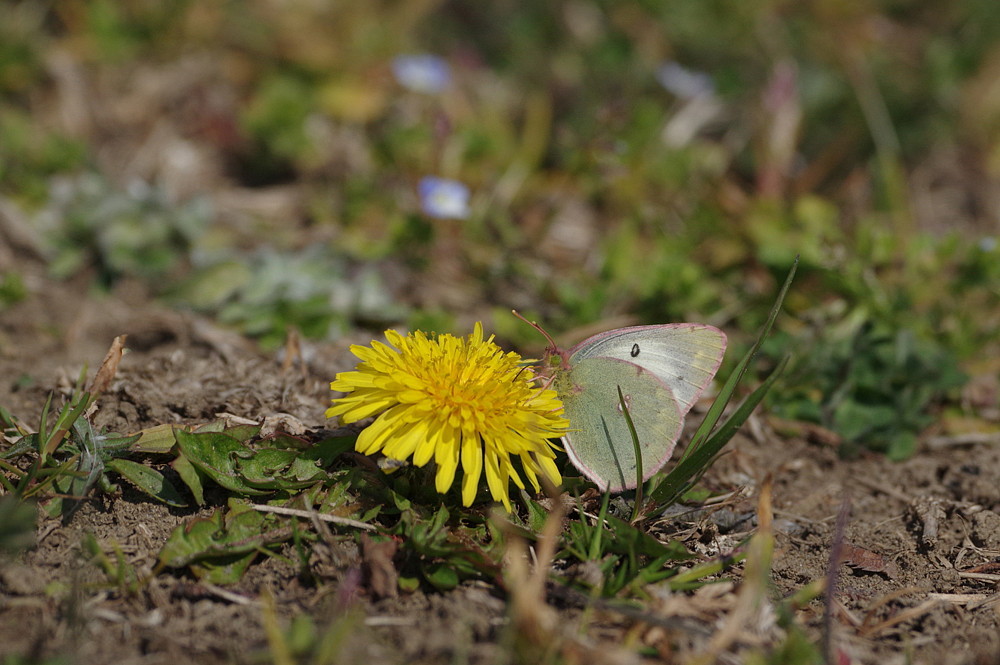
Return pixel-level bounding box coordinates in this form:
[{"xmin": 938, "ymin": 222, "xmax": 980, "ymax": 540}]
[{"xmin": 2, "ymin": 254, "xmax": 999, "ymax": 665}]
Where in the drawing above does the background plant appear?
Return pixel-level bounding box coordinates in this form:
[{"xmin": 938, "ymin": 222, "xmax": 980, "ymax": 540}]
[{"xmin": 3, "ymin": 2, "xmax": 1000, "ymax": 660}]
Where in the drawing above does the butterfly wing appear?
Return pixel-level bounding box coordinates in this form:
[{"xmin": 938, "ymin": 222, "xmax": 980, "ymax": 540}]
[
  {"xmin": 569, "ymin": 324, "xmax": 726, "ymax": 416},
  {"xmin": 557, "ymin": 357, "xmax": 683, "ymax": 492}
]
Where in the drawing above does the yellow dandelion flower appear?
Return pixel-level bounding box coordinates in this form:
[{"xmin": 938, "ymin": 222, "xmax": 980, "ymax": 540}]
[{"xmin": 326, "ymin": 322, "xmax": 568, "ymax": 511}]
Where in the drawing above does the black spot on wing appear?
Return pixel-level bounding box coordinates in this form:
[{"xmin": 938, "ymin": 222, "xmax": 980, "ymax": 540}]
[{"xmin": 630, "ymin": 343, "xmax": 640, "ymax": 358}]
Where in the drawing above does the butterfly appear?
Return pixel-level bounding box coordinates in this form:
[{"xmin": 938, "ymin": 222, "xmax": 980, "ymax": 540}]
[{"xmin": 525, "ymin": 318, "xmax": 726, "ymax": 492}]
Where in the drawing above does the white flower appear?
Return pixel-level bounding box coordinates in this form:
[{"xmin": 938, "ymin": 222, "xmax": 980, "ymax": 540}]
[
  {"xmin": 418, "ymin": 177, "xmax": 470, "ymax": 219},
  {"xmin": 656, "ymin": 61, "xmax": 714, "ymax": 100},
  {"xmin": 392, "ymin": 55, "xmax": 451, "ymax": 94}
]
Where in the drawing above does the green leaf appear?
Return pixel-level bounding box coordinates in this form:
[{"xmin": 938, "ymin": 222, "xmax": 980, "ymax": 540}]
[
  {"xmin": 224, "ymin": 424, "xmax": 263, "ymax": 443},
  {"xmin": 523, "ymin": 497, "xmax": 550, "ymax": 534},
  {"xmin": 173, "ymin": 429, "xmax": 269, "ymax": 495},
  {"xmin": 617, "ymin": 384, "xmax": 644, "ymax": 520},
  {"xmin": 171, "ymin": 260, "xmax": 252, "ymax": 309},
  {"xmin": 1, "ymin": 434, "xmax": 38, "ymax": 460},
  {"xmin": 686, "ymin": 257, "xmax": 798, "ymax": 455},
  {"xmin": 105, "ymin": 458, "xmax": 187, "ymax": 507},
  {"xmin": 886, "ymin": 431, "xmax": 918, "ymax": 462},
  {"xmin": 832, "ymin": 400, "xmax": 897, "ymax": 442},
  {"xmin": 235, "ymin": 448, "xmax": 326, "ymax": 490},
  {"xmin": 303, "ymin": 436, "xmax": 357, "ymax": 466},
  {"xmin": 561, "ymin": 511, "xmax": 694, "ymax": 595},
  {"xmin": 194, "ymin": 421, "xmax": 226, "ymax": 433},
  {"xmin": 129, "ymin": 424, "xmax": 180, "ymax": 453},
  {"xmin": 607, "ymin": 514, "xmax": 690, "ymax": 558},
  {"xmin": 668, "ymin": 550, "xmax": 748, "ymax": 590},
  {"xmin": 159, "ymin": 501, "xmax": 272, "ymax": 569},
  {"xmin": 171, "ymin": 453, "xmax": 205, "ymax": 505},
  {"xmin": 398, "ymin": 576, "xmax": 420, "ymax": 593},
  {"xmin": 190, "ymin": 551, "xmax": 259, "ymax": 584},
  {"xmin": 423, "ymin": 562, "xmax": 460, "ymax": 590}
]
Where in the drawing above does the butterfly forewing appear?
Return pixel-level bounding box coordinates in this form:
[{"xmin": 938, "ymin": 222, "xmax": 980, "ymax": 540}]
[{"xmin": 568, "ymin": 324, "xmax": 726, "ymax": 416}]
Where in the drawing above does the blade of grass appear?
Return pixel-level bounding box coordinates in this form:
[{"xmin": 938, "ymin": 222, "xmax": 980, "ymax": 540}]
[
  {"xmin": 314, "ymin": 610, "xmax": 364, "ymax": 665},
  {"xmin": 685, "ymin": 257, "xmax": 798, "ymax": 457},
  {"xmin": 261, "ymin": 588, "xmax": 295, "ymax": 665},
  {"xmin": 0, "ymin": 464, "xmax": 16, "ymax": 493},
  {"xmin": 36, "ymin": 393, "xmax": 52, "ymax": 456},
  {"xmin": 0, "ymin": 405, "xmax": 27, "ymax": 436},
  {"xmin": 616, "ymin": 385, "xmax": 643, "ymax": 521},
  {"xmin": 647, "ymin": 258, "xmax": 798, "ymax": 508},
  {"xmin": 13, "ymin": 450, "xmax": 46, "ymax": 499},
  {"xmin": 586, "ymin": 490, "xmax": 612, "ymax": 562},
  {"xmin": 648, "ymin": 356, "xmax": 787, "ymax": 507},
  {"xmin": 668, "ymin": 548, "xmax": 748, "ymax": 590},
  {"xmin": 20, "ymin": 455, "xmax": 81, "ymax": 500},
  {"xmin": 43, "ymin": 391, "xmax": 91, "ymax": 458}
]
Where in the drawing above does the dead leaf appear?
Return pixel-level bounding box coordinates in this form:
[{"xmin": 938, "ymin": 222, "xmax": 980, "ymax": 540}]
[
  {"xmin": 962, "ymin": 562, "xmax": 1000, "ymax": 575},
  {"xmin": 361, "ymin": 534, "xmax": 399, "ymax": 599},
  {"xmin": 504, "ymin": 499, "xmax": 564, "ymax": 644},
  {"xmin": 260, "ymin": 413, "xmax": 307, "ymax": 438},
  {"xmin": 909, "ymin": 496, "xmax": 946, "ymax": 550},
  {"xmin": 767, "ymin": 416, "xmax": 843, "ymax": 447},
  {"xmin": 696, "ymin": 474, "xmax": 776, "ymax": 663},
  {"xmin": 840, "ymin": 542, "xmax": 900, "ymax": 579},
  {"xmin": 87, "ymin": 335, "xmax": 128, "ymax": 397},
  {"xmin": 280, "ymin": 326, "xmax": 303, "ymax": 375}
]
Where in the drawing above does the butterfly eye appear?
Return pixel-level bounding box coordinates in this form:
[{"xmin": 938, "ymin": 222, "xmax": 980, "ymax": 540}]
[{"xmin": 630, "ymin": 343, "xmax": 640, "ymax": 358}]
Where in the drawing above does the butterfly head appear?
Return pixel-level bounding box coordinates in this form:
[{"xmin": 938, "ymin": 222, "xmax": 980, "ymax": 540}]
[{"xmin": 512, "ymin": 310, "xmax": 572, "ymax": 378}]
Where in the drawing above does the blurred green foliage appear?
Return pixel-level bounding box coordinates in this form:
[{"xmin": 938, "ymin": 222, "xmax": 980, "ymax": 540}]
[
  {"xmin": 34, "ymin": 175, "xmax": 209, "ymax": 284},
  {"xmin": 0, "ymin": 2, "xmax": 48, "ymax": 94},
  {"xmin": 0, "ymin": 273, "xmax": 27, "ymax": 310},
  {"xmin": 772, "ymin": 321, "xmax": 967, "ymax": 460},
  {"xmin": 0, "ymin": 110, "xmax": 87, "ymax": 205},
  {"xmin": 172, "ymin": 246, "xmax": 405, "ymax": 347}
]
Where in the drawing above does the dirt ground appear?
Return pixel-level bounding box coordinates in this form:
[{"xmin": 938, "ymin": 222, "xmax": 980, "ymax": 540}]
[{"xmin": 2, "ymin": 252, "xmax": 999, "ymax": 665}]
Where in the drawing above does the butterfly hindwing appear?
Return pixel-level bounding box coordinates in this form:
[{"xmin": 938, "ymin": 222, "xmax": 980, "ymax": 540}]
[{"xmin": 557, "ymin": 356, "xmax": 683, "ymax": 492}]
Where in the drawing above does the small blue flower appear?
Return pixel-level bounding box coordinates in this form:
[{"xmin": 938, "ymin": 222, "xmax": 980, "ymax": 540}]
[
  {"xmin": 418, "ymin": 177, "xmax": 470, "ymax": 219},
  {"xmin": 392, "ymin": 55, "xmax": 451, "ymax": 94},
  {"xmin": 656, "ymin": 62, "xmax": 714, "ymax": 100}
]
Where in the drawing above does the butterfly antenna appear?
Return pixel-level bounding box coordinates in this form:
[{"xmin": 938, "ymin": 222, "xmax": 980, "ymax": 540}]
[
  {"xmin": 511, "ymin": 309, "xmax": 558, "ymax": 350},
  {"xmin": 540, "ymin": 374, "xmax": 555, "ymax": 391},
  {"xmin": 523, "ymin": 371, "xmax": 557, "ymax": 401}
]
